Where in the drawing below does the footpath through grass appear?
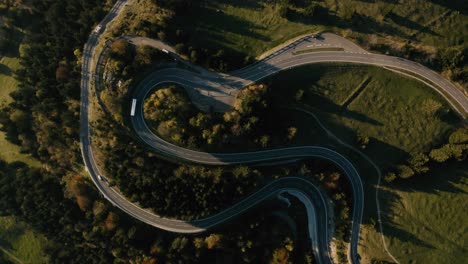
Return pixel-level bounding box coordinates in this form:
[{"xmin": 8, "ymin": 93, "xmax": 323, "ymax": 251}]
[
  {"xmin": 360, "ymin": 162, "xmax": 468, "ymax": 263},
  {"xmin": 267, "ymin": 63, "xmax": 459, "ymax": 168},
  {"xmin": 264, "ymin": 63, "xmax": 464, "ymax": 263},
  {"xmin": 0, "ymin": 216, "xmax": 48, "ymax": 264}
]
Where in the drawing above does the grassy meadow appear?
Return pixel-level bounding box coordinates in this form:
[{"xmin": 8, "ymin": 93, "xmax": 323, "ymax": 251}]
[
  {"xmin": 265, "ymin": 63, "xmax": 464, "ymax": 263},
  {"xmin": 0, "ymin": 10, "xmax": 39, "ymax": 167},
  {"xmin": 0, "ymin": 51, "xmax": 39, "ymax": 166},
  {"xmin": 0, "ymin": 7, "xmax": 44, "ymax": 264},
  {"xmin": 359, "ymin": 162, "xmax": 468, "ymax": 263},
  {"xmin": 267, "ymin": 64, "xmax": 459, "ymax": 167},
  {"xmin": 0, "ymin": 216, "xmax": 48, "ymax": 264},
  {"xmin": 176, "ymin": 0, "xmax": 467, "ymax": 57}
]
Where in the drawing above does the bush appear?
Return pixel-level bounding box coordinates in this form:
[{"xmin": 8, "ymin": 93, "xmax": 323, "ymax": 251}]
[
  {"xmin": 110, "ymin": 39, "xmax": 131, "ymax": 58},
  {"xmin": 397, "ymin": 165, "xmax": 415, "ymax": 179}
]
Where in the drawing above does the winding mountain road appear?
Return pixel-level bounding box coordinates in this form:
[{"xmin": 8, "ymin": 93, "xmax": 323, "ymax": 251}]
[{"xmin": 80, "ymin": 1, "xmax": 467, "ymax": 264}]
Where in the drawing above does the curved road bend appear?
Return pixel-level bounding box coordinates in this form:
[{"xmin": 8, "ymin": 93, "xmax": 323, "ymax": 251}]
[
  {"xmin": 128, "ymin": 30, "xmax": 467, "ymax": 262},
  {"xmin": 80, "ymin": 1, "xmax": 339, "ymax": 264},
  {"xmin": 81, "ymin": 1, "xmax": 468, "ymax": 264},
  {"xmin": 129, "ymin": 47, "xmax": 468, "ymax": 115}
]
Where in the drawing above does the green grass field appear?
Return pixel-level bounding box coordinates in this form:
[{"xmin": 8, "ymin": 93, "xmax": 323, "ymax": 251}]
[
  {"xmin": 175, "ymin": 0, "xmax": 467, "ymax": 58},
  {"xmin": 0, "ymin": 56, "xmax": 39, "ymax": 167},
  {"xmin": 360, "ymin": 162, "xmax": 468, "ymax": 264},
  {"xmin": 0, "ymin": 56, "xmax": 19, "ymax": 106},
  {"xmin": 268, "ymin": 63, "xmax": 459, "ymax": 167},
  {"xmin": 0, "ymin": 18, "xmax": 39, "ymax": 167},
  {"xmin": 0, "ymin": 12, "xmax": 45, "ymax": 264},
  {"xmin": 177, "ymin": 1, "xmax": 320, "ymax": 57},
  {"xmin": 264, "ymin": 63, "xmax": 464, "ymax": 263},
  {"xmin": 0, "ymin": 216, "xmax": 48, "ymax": 264}
]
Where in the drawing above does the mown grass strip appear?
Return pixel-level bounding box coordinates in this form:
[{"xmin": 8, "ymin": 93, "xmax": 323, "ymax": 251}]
[{"xmin": 341, "ymin": 76, "xmax": 371, "ymax": 109}]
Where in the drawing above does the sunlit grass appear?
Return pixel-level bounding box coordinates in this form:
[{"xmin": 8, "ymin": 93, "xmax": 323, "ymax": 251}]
[{"xmin": 0, "ymin": 216, "xmax": 48, "ymax": 264}]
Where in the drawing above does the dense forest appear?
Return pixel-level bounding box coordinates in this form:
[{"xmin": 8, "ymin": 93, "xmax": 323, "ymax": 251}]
[
  {"xmin": 1, "ymin": 159, "xmax": 321, "ymax": 263},
  {"xmin": 142, "ymin": 83, "xmax": 299, "ymax": 151}
]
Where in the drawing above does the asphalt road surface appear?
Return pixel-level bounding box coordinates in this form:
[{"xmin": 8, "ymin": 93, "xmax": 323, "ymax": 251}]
[{"xmin": 80, "ymin": 1, "xmax": 468, "ymax": 264}]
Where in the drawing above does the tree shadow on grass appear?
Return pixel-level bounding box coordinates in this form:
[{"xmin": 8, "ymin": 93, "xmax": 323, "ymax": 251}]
[
  {"xmin": 427, "ymin": 0, "xmax": 468, "ymax": 15},
  {"xmin": 1, "ymin": 27, "xmax": 23, "ymax": 59},
  {"xmin": 344, "ymin": 134, "xmax": 409, "ymax": 223},
  {"xmin": 286, "ymin": 7, "xmax": 410, "ymax": 39},
  {"xmin": 183, "ymin": 4, "xmax": 270, "ymax": 43},
  {"xmin": 303, "ymin": 92, "xmax": 384, "ymax": 127},
  {"xmin": 0, "ymin": 238, "xmax": 13, "ymax": 251},
  {"xmin": 384, "ymin": 223, "xmax": 436, "ymax": 249},
  {"xmin": 356, "ymin": 0, "xmax": 399, "ymax": 3},
  {"xmin": 368, "ymin": 160, "xmax": 467, "ymax": 255},
  {"xmin": 368, "ymin": 187, "xmax": 438, "ymax": 251},
  {"xmin": 0, "ymin": 64, "xmax": 12, "ymax": 76},
  {"xmin": 260, "ymin": 66, "xmax": 384, "ymax": 127},
  {"xmin": 281, "ymin": 106, "xmax": 411, "ymax": 227},
  {"xmin": 209, "ymin": 0, "xmax": 264, "ymax": 9},
  {"xmin": 0, "ymin": 221, "xmax": 24, "ymax": 251},
  {"xmin": 393, "ymin": 161, "xmax": 467, "ymax": 195},
  {"xmin": 387, "ymin": 12, "xmax": 440, "ymax": 37}
]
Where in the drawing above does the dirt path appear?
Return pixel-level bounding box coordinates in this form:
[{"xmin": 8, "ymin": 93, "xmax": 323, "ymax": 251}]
[
  {"xmin": 0, "ymin": 246, "xmax": 24, "ymax": 264},
  {"xmin": 291, "ymin": 106, "xmax": 400, "ymax": 264}
]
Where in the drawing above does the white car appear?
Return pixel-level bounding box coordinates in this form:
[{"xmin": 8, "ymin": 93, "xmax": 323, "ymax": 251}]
[
  {"xmin": 97, "ymin": 175, "xmax": 103, "ymax": 181},
  {"xmin": 94, "ymin": 25, "xmax": 102, "ymax": 33},
  {"xmin": 162, "ymin": 49, "xmax": 169, "ymax": 54}
]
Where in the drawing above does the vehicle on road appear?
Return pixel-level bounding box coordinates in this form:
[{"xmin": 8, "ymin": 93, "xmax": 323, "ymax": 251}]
[
  {"xmin": 131, "ymin": 99, "xmax": 137, "ymax": 116},
  {"xmin": 94, "ymin": 25, "xmax": 102, "ymax": 33}
]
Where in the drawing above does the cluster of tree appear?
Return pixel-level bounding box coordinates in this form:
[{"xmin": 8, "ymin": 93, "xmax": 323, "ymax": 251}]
[
  {"xmin": 436, "ymin": 46, "xmax": 467, "ymax": 85},
  {"xmin": 0, "ymin": 160, "xmax": 161, "ymax": 262},
  {"xmin": 296, "ymin": 159, "xmax": 353, "ymax": 244},
  {"xmin": 100, "ymin": 39, "xmax": 170, "ymax": 123},
  {"xmin": 0, "ymin": 1, "xmax": 31, "ymax": 51},
  {"xmin": 106, "ymin": 0, "xmax": 252, "ymax": 72},
  {"xmin": 92, "ymin": 110, "xmax": 265, "ymax": 219},
  {"xmin": 0, "ymin": 0, "xmax": 115, "ymax": 174},
  {"xmin": 384, "ymin": 128, "xmax": 467, "ymax": 182},
  {"xmin": 275, "ymin": 0, "xmax": 323, "ymax": 19},
  {"xmin": 0, "ymin": 17, "xmax": 14, "ymax": 51},
  {"xmin": 1, "ymin": 159, "xmax": 308, "ymax": 263},
  {"xmin": 143, "ymin": 85, "xmax": 193, "ymax": 145},
  {"xmin": 143, "ymin": 84, "xmax": 298, "ymax": 151},
  {"xmin": 106, "ymin": 39, "xmax": 169, "ymax": 82},
  {"xmin": 356, "ymin": 132, "xmax": 370, "ymax": 149}
]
